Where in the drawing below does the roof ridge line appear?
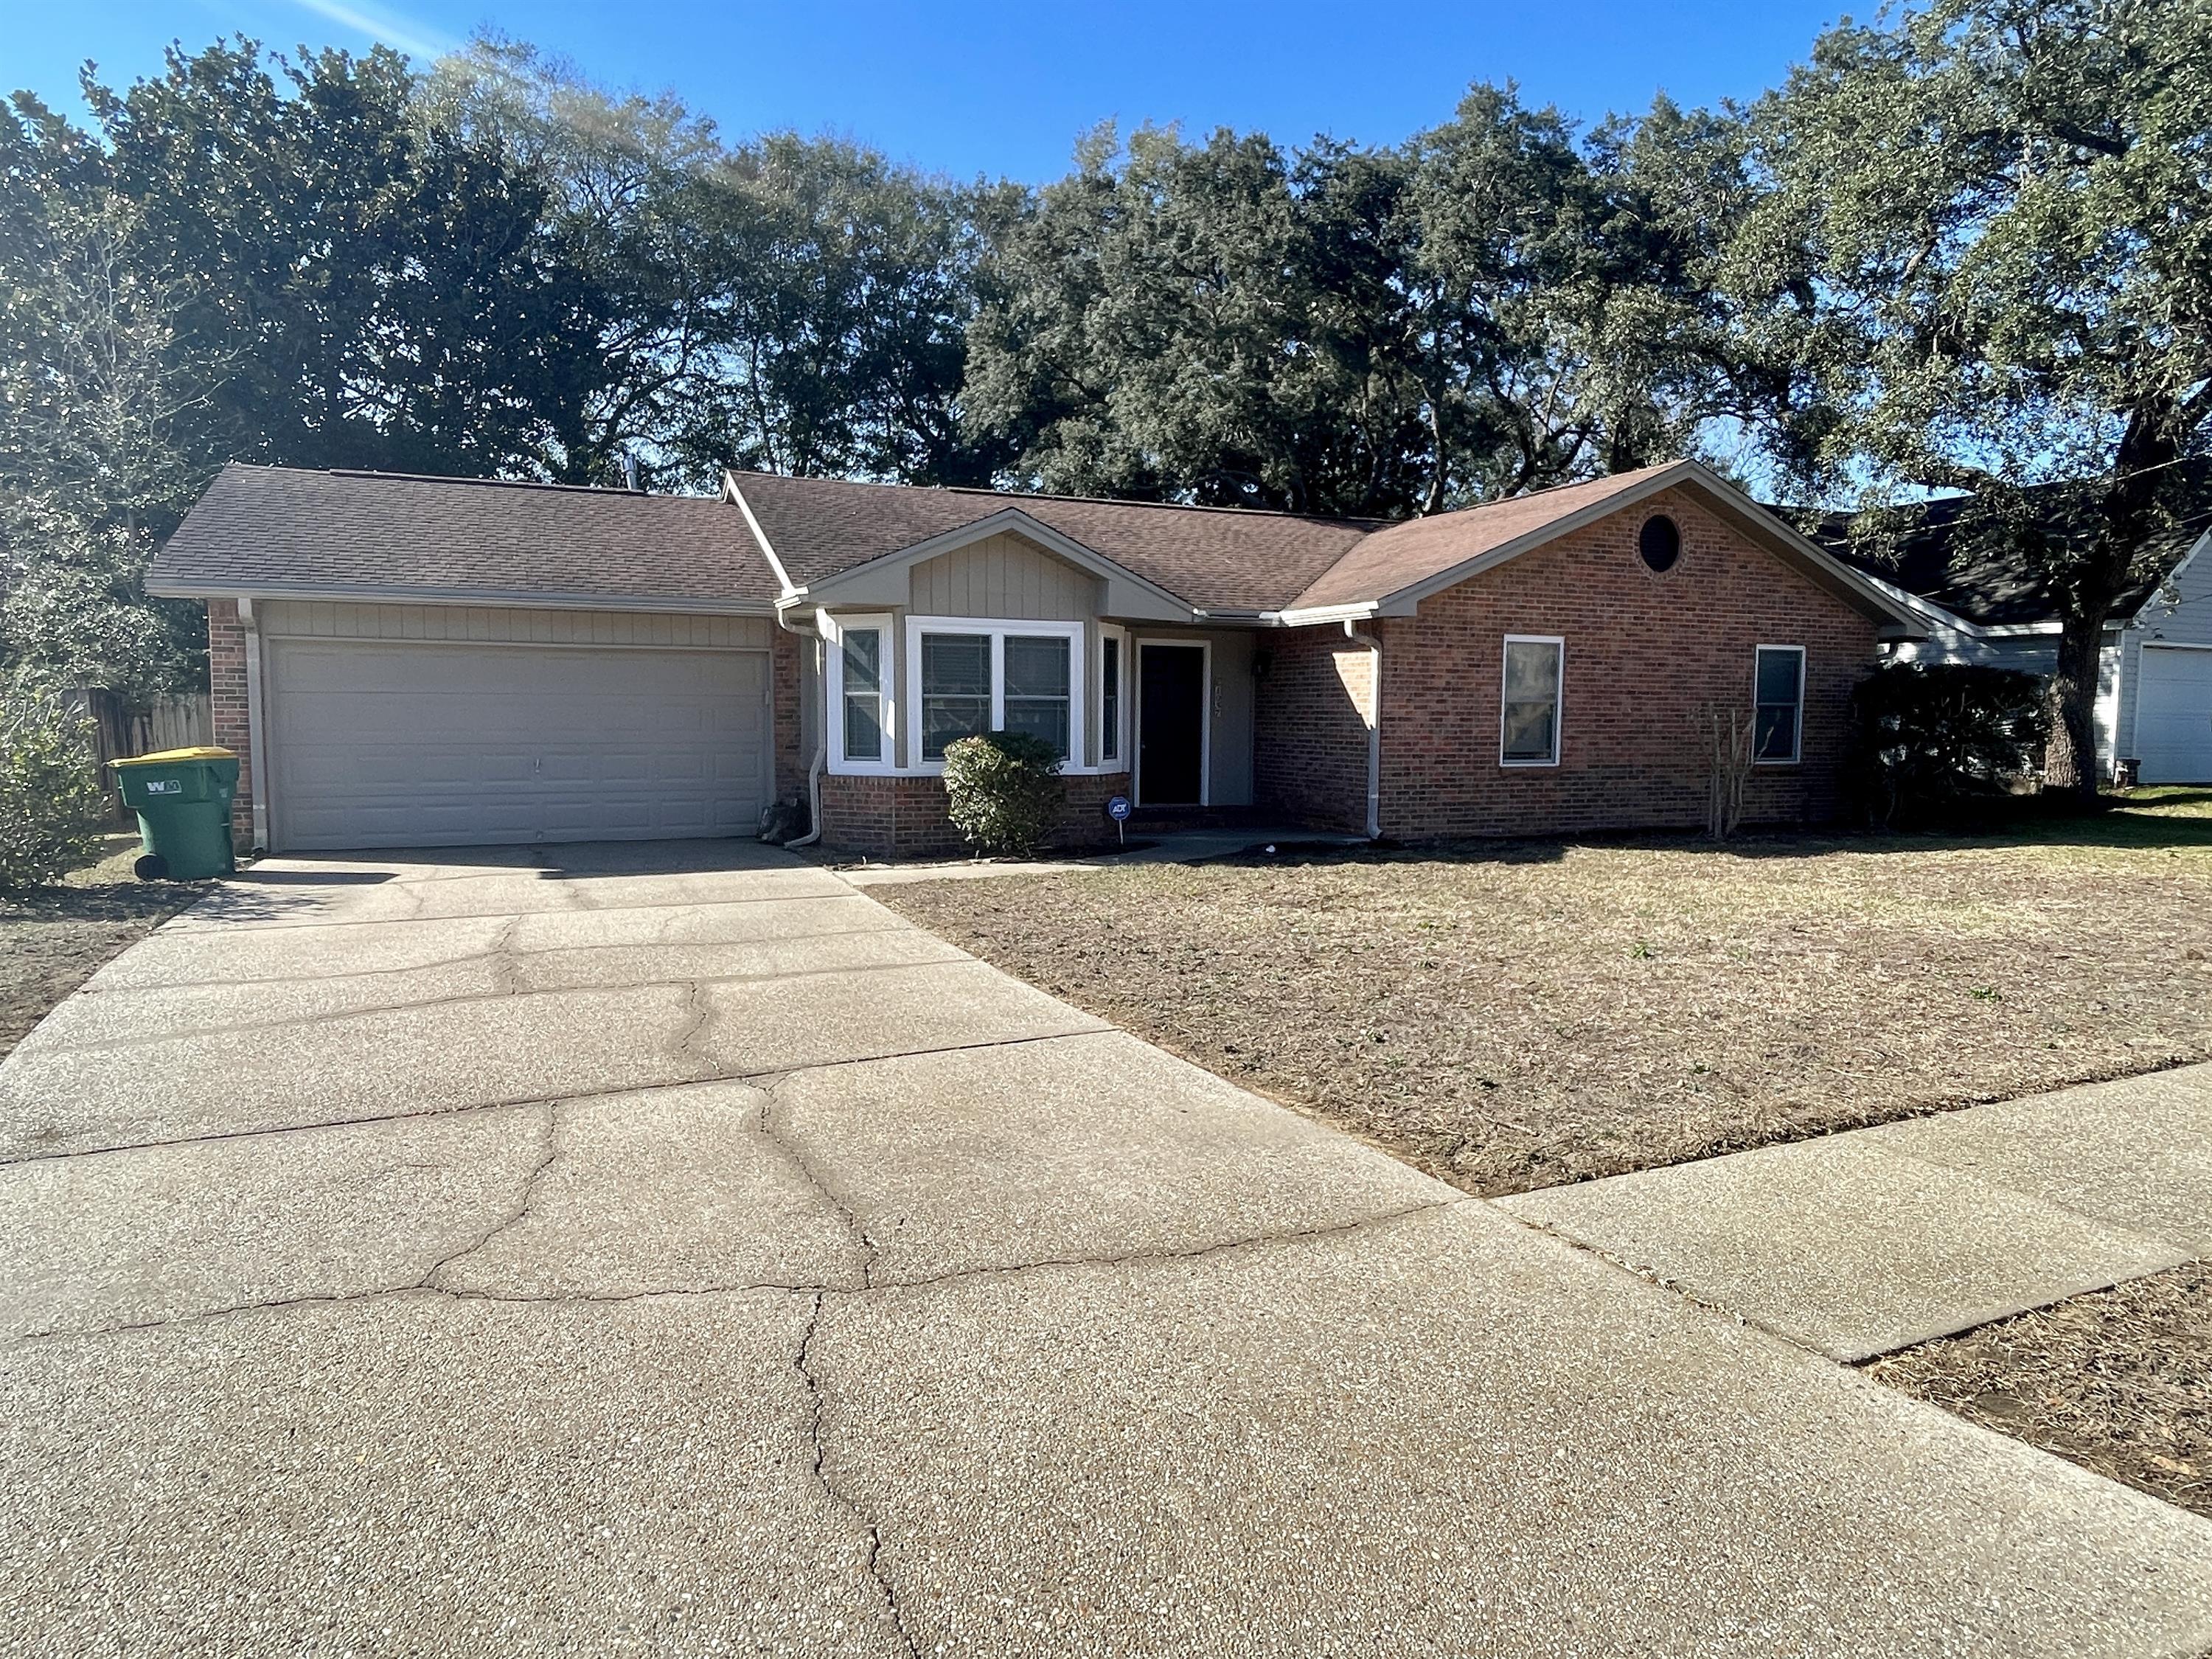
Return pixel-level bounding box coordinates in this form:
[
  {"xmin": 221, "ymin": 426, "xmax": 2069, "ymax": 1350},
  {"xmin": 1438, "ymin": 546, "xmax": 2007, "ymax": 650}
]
[{"xmin": 728, "ymin": 467, "xmax": 1388, "ymax": 528}]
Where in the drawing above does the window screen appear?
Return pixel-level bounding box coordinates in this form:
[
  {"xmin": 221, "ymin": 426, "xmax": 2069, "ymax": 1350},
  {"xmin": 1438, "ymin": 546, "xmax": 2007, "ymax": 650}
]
[
  {"xmin": 841, "ymin": 627, "xmax": 883, "ymax": 762},
  {"xmin": 920, "ymin": 633, "xmax": 992, "ymax": 760},
  {"xmin": 1004, "ymin": 635, "xmax": 1071, "ymax": 759},
  {"xmin": 1754, "ymin": 647, "xmax": 1804, "ymax": 762},
  {"xmin": 1501, "ymin": 638, "xmax": 1564, "ymax": 765}
]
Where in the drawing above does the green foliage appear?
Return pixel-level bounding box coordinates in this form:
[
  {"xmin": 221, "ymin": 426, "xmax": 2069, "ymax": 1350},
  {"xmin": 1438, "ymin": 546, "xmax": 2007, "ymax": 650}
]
[
  {"xmin": 1724, "ymin": 0, "xmax": 2212, "ymax": 790},
  {"xmin": 939, "ymin": 731, "xmax": 1065, "ymax": 858},
  {"xmin": 1846, "ymin": 662, "xmax": 2045, "ymax": 829},
  {"xmin": 963, "ymin": 89, "xmax": 1736, "ymax": 516},
  {"xmin": 0, "ymin": 690, "xmax": 108, "ymax": 888}
]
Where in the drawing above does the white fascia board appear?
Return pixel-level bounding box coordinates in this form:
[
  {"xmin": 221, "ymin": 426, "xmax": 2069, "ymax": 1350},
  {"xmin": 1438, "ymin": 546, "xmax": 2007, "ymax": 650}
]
[
  {"xmin": 2128, "ymin": 529, "xmax": 2211, "ymax": 625},
  {"xmin": 726, "ymin": 473, "xmax": 799, "ymax": 599},
  {"xmin": 144, "ymin": 577, "xmax": 776, "ymax": 616},
  {"xmin": 1264, "ymin": 601, "xmax": 1382, "ymax": 628},
  {"xmin": 801, "ymin": 506, "xmax": 1199, "ymax": 622}
]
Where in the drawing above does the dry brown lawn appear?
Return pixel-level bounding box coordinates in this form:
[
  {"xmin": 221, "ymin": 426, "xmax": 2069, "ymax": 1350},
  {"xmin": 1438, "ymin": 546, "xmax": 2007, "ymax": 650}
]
[
  {"xmin": 1867, "ymin": 1262, "xmax": 2211, "ymax": 1518},
  {"xmin": 875, "ymin": 790, "xmax": 2212, "ymax": 1197},
  {"xmin": 1, "ymin": 835, "xmax": 200, "ymax": 1058}
]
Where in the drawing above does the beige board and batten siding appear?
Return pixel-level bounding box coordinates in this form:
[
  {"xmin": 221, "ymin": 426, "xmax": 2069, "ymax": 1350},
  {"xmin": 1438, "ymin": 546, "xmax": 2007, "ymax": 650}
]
[
  {"xmin": 258, "ymin": 601, "xmax": 774, "ymax": 849},
  {"xmin": 849, "ymin": 532, "xmax": 1111, "ymax": 769}
]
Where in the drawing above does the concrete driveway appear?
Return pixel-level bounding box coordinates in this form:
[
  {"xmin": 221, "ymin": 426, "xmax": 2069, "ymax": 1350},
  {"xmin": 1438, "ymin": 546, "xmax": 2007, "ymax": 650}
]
[{"xmin": 1, "ymin": 841, "xmax": 2208, "ymax": 1657}]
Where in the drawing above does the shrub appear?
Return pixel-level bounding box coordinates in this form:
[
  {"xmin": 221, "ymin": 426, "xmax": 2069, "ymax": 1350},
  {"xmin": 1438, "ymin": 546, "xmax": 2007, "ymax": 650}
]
[
  {"xmin": 940, "ymin": 730, "xmax": 1065, "ymax": 857},
  {"xmin": 1846, "ymin": 662, "xmax": 2044, "ymax": 829},
  {"xmin": 0, "ymin": 689, "xmax": 109, "ymax": 888}
]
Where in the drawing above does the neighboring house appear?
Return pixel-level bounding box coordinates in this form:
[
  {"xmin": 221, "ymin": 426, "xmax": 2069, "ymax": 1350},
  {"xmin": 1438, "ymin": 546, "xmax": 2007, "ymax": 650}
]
[
  {"xmin": 149, "ymin": 458, "xmax": 1922, "ymax": 857},
  {"xmin": 1816, "ymin": 481, "xmax": 2212, "ymax": 784}
]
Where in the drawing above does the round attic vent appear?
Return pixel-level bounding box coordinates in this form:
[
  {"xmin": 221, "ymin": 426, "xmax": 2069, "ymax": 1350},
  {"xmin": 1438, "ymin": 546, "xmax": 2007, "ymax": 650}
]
[{"xmin": 1638, "ymin": 514, "xmax": 1682, "ymax": 573}]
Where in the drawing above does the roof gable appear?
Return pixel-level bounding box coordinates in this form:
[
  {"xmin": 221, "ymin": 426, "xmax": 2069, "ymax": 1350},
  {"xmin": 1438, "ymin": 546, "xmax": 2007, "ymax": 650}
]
[
  {"xmin": 726, "ymin": 469, "xmax": 1374, "ymax": 614},
  {"xmin": 1287, "ymin": 461, "xmax": 1921, "ymax": 630}
]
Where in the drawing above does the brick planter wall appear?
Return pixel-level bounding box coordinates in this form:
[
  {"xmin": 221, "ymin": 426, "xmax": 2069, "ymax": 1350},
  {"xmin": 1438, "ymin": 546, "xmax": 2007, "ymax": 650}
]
[
  {"xmin": 206, "ymin": 599, "xmax": 256, "ymax": 850},
  {"xmin": 819, "ymin": 769, "xmax": 1134, "ymax": 860},
  {"xmin": 1369, "ymin": 485, "xmax": 1877, "ymax": 839}
]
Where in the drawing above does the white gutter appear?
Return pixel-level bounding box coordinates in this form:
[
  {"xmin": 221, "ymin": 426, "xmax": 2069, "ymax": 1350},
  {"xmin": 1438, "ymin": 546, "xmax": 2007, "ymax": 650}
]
[
  {"xmin": 1346, "ymin": 619, "xmax": 1382, "ymax": 840},
  {"xmin": 146, "ymin": 578, "xmax": 775, "ymax": 615}
]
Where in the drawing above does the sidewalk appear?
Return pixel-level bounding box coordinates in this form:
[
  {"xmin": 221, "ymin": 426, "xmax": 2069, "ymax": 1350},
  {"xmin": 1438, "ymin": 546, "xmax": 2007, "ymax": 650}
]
[{"xmin": 1500, "ymin": 1064, "xmax": 2212, "ymax": 1360}]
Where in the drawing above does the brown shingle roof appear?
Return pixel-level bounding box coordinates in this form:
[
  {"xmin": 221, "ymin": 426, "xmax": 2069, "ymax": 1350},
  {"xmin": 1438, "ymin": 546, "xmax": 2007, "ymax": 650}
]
[
  {"xmin": 1286, "ymin": 465, "xmax": 1683, "ymax": 611},
  {"xmin": 730, "ymin": 470, "xmax": 1378, "ymax": 613},
  {"xmin": 150, "ymin": 464, "xmax": 778, "ymax": 608}
]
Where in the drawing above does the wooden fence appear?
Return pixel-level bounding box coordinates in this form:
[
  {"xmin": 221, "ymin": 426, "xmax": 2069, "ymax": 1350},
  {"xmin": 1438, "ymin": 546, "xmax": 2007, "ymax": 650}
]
[{"xmin": 63, "ymin": 688, "xmax": 215, "ymax": 818}]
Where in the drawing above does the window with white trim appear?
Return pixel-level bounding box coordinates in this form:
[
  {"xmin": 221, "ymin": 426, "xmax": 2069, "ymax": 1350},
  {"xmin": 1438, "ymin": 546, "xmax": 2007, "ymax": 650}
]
[
  {"xmin": 907, "ymin": 617, "xmax": 1088, "ymax": 769},
  {"xmin": 919, "ymin": 632, "xmax": 993, "ymax": 760},
  {"xmin": 1754, "ymin": 645, "xmax": 1805, "ymax": 764},
  {"xmin": 827, "ymin": 614, "xmax": 894, "ymax": 773},
  {"xmin": 1004, "ymin": 634, "xmax": 1071, "ymax": 757},
  {"xmin": 1500, "ymin": 636, "xmax": 1564, "ymax": 766},
  {"xmin": 841, "ymin": 627, "xmax": 886, "ymax": 763},
  {"xmin": 1099, "ymin": 633, "xmax": 1121, "ymax": 763}
]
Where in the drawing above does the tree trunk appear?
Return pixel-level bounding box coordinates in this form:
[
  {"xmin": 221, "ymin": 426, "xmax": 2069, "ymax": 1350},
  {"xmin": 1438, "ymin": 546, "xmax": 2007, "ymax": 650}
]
[
  {"xmin": 2041, "ymin": 406, "xmax": 2181, "ymax": 797},
  {"xmin": 2040, "ymin": 611, "xmax": 2106, "ymax": 795}
]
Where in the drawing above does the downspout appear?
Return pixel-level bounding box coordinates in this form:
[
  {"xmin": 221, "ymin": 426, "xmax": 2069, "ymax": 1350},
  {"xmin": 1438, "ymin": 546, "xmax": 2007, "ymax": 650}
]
[
  {"xmin": 1346, "ymin": 619, "xmax": 1382, "ymax": 841},
  {"xmin": 238, "ymin": 596, "xmax": 271, "ymax": 851},
  {"xmin": 778, "ymin": 605, "xmax": 825, "ymax": 848}
]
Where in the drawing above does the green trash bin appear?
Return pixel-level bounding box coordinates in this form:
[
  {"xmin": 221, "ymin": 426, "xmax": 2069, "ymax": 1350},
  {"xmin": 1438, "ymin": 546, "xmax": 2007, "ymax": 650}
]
[{"xmin": 113, "ymin": 746, "xmax": 241, "ymax": 881}]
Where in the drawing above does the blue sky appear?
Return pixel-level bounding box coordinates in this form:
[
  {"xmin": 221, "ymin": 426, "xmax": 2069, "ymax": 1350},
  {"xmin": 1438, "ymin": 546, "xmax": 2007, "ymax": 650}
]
[{"xmin": 9, "ymin": 0, "xmax": 1851, "ymax": 180}]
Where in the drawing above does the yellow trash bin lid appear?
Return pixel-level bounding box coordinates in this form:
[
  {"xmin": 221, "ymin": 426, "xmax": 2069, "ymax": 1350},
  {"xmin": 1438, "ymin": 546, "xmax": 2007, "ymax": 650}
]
[{"xmin": 113, "ymin": 745, "xmax": 236, "ymax": 768}]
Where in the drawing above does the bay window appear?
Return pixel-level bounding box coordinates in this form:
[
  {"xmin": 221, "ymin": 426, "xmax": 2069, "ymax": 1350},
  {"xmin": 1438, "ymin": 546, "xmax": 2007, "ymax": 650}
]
[
  {"xmin": 1100, "ymin": 633, "xmax": 1121, "ymax": 764},
  {"xmin": 906, "ymin": 617, "xmax": 1086, "ymax": 769},
  {"xmin": 828, "ymin": 615, "xmax": 893, "ymax": 772},
  {"xmin": 1003, "ymin": 635, "xmax": 1071, "ymax": 757},
  {"xmin": 919, "ymin": 632, "xmax": 992, "ymax": 760}
]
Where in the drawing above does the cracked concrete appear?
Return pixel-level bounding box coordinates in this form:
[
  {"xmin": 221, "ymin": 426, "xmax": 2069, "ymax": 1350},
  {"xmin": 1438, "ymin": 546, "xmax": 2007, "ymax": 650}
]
[
  {"xmin": 2, "ymin": 838, "xmax": 2209, "ymax": 1657},
  {"xmin": 1500, "ymin": 1071, "xmax": 2212, "ymax": 1362}
]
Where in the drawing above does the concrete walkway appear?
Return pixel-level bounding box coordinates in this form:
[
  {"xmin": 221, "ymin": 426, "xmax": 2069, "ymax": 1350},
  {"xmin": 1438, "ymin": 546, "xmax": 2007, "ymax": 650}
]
[
  {"xmin": 1500, "ymin": 1067, "xmax": 2212, "ymax": 1362},
  {"xmin": 1, "ymin": 841, "xmax": 2209, "ymax": 1657}
]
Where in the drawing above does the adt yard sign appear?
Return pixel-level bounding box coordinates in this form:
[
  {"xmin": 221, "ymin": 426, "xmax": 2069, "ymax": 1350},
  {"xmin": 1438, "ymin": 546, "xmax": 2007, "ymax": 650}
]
[{"xmin": 1105, "ymin": 793, "xmax": 1131, "ymax": 846}]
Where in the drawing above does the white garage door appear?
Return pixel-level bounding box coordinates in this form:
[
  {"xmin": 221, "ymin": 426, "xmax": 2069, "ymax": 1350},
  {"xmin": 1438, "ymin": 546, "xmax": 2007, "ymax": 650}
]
[
  {"xmin": 2136, "ymin": 645, "xmax": 2212, "ymax": 785},
  {"xmin": 268, "ymin": 639, "xmax": 771, "ymax": 849}
]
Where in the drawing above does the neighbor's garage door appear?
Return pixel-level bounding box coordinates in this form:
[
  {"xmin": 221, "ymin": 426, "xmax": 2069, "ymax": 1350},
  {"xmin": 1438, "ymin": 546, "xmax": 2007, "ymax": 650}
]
[
  {"xmin": 2135, "ymin": 645, "xmax": 2212, "ymax": 785},
  {"xmin": 267, "ymin": 639, "xmax": 771, "ymax": 849}
]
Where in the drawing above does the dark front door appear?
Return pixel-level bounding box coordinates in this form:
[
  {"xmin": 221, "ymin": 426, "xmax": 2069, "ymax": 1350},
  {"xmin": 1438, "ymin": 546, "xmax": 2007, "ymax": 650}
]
[{"xmin": 1138, "ymin": 644, "xmax": 1206, "ymax": 805}]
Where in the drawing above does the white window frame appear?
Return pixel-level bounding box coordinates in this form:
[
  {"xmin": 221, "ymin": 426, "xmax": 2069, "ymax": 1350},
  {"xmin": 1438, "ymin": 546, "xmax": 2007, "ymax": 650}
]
[
  {"xmin": 903, "ymin": 616, "xmax": 1092, "ymax": 776},
  {"xmin": 1499, "ymin": 634, "xmax": 1565, "ymax": 768},
  {"xmin": 1753, "ymin": 644, "xmax": 1806, "ymax": 767},
  {"xmin": 1099, "ymin": 625, "xmax": 1130, "ymax": 769},
  {"xmin": 825, "ymin": 612, "xmax": 897, "ymax": 776}
]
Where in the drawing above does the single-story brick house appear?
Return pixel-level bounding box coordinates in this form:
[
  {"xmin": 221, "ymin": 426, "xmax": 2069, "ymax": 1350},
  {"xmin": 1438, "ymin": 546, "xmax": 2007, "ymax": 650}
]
[{"xmin": 148, "ymin": 458, "xmax": 1923, "ymax": 857}]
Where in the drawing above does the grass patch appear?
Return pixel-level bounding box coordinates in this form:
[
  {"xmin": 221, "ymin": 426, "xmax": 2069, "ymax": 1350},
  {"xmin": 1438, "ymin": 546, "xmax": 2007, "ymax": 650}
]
[
  {"xmin": 1866, "ymin": 1262, "xmax": 2211, "ymax": 1518},
  {"xmin": 0, "ymin": 834, "xmax": 201, "ymax": 1057},
  {"xmin": 875, "ymin": 790, "xmax": 2212, "ymax": 1196}
]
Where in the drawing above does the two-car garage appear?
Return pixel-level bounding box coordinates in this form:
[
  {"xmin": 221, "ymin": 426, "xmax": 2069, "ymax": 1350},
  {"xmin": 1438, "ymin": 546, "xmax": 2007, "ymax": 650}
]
[{"xmin": 257, "ymin": 602, "xmax": 773, "ymax": 851}]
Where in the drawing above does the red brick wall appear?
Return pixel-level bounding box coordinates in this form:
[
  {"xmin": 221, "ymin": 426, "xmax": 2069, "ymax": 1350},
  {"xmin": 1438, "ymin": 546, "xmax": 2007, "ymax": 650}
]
[
  {"xmin": 206, "ymin": 599, "xmax": 256, "ymax": 849},
  {"xmin": 1252, "ymin": 627, "xmax": 1374, "ymax": 833},
  {"xmin": 1369, "ymin": 486, "xmax": 1878, "ymax": 838},
  {"xmin": 819, "ymin": 769, "xmax": 1133, "ymax": 859}
]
